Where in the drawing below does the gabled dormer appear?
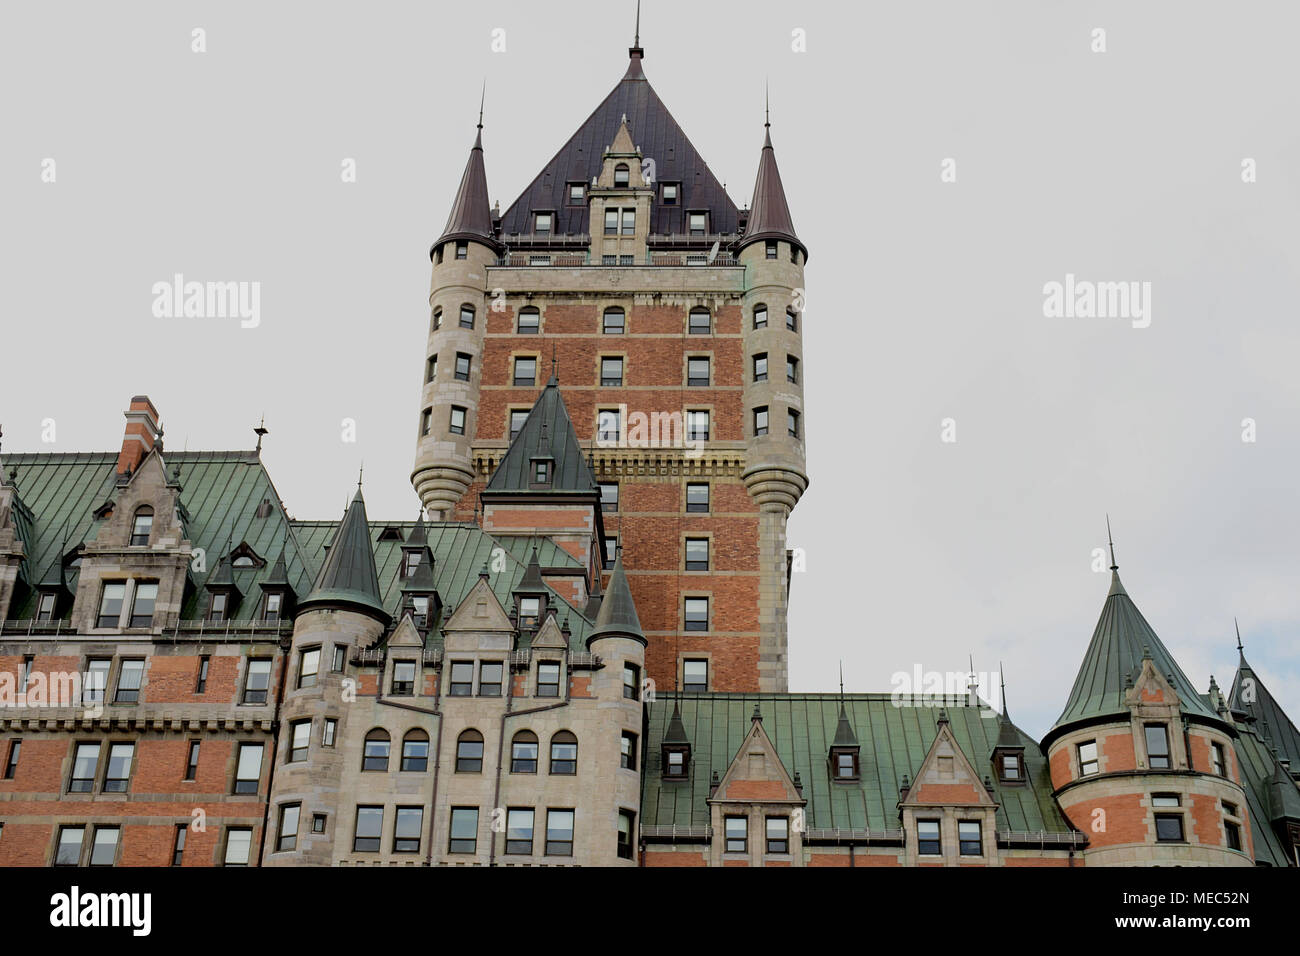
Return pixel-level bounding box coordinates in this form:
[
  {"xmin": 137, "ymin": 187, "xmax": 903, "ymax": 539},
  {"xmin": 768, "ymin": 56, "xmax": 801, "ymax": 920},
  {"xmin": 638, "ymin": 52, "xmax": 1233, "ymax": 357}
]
[
  {"xmin": 589, "ymin": 114, "xmax": 652, "ymax": 264},
  {"xmin": 829, "ymin": 701, "xmax": 861, "ymax": 782},
  {"xmin": 258, "ymin": 546, "xmax": 296, "ymax": 622},
  {"xmin": 512, "ymin": 549, "xmax": 548, "ymax": 632},
  {"xmin": 204, "ymin": 538, "xmax": 243, "ymax": 622},
  {"xmin": 899, "ymin": 711, "xmax": 999, "ymax": 865},
  {"xmin": 662, "ymin": 700, "xmax": 691, "ymax": 781},
  {"xmin": 398, "ymin": 519, "xmax": 440, "ymax": 634}
]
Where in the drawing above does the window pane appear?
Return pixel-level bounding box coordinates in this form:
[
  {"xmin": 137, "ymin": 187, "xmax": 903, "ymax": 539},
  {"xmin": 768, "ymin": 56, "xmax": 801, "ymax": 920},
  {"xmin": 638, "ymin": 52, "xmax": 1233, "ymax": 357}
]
[
  {"xmin": 225, "ymin": 828, "xmax": 251, "ymax": 865},
  {"xmin": 89, "ymin": 826, "xmax": 119, "ymax": 866},
  {"xmin": 55, "ymin": 827, "xmax": 84, "ymax": 865}
]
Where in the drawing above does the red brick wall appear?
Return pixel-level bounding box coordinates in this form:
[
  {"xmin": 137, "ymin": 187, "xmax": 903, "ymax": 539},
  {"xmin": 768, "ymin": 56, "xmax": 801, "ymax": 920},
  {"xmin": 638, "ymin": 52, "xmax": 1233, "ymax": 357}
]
[{"xmin": 1061, "ymin": 793, "xmax": 1146, "ymax": 846}]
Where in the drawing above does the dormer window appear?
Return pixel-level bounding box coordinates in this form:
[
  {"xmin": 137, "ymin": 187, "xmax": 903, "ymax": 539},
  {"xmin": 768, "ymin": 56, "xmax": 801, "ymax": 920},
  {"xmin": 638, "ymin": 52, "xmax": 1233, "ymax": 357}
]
[
  {"xmin": 830, "ymin": 747, "xmax": 860, "ymax": 781},
  {"xmin": 614, "ymin": 163, "xmax": 630, "ymax": 187},
  {"xmin": 534, "ymin": 212, "xmax": 553, "ymax": 235},
  {"xmin": 567, "ymin": 183, "xmax": 584, "ymax": 205},
  {"xmin": 531, "ymin": 459, "xmax": 551, "ymax": 487},
  {"xmin": 519, "ymin": 596, "xmax": 541, "ymax": 628},
  {"xmin": 411, "ymin": 595, "xmax": 429, "ymax": 627},
  {"xmin": 402, "ymin": 550, "xmax": 422, "ymax": 578},
  {"xmin": 688, "ymin": 212, "xmax": 708, "ymax": 236},
  {"xmin": 663, "ymin": 745, "xmax": 690, "ymax": 780},
  {"xmin": 262, "ymin": 592, "xmax": 283, "ymax": 622},
  {"xmin": 130, "ymin": 507, "xmax": 153, "ymax": 546},
  {"xmin": 36, "ymin": 591, "xmax": 58, "ymax": 622},
  {"xmin": 661, "ymin": 183, "xmax": 678, "ymax": 205},
  {"xmin": 208, "ymin": 592, "xmax": 229, "ymax": 622},
  {"xmin": 1145, "ymin": 724, "xmax": 1171, "ymax": 769},
  {"xmin": 997, "ymin": 751, "xmax": 1024, "ymax": 782}
]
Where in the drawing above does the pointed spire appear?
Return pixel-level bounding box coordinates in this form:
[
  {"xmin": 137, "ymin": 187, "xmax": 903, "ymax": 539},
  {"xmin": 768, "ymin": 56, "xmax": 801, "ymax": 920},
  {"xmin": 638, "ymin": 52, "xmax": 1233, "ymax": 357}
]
[
  {"xmin": 207, "ymin": 534, "xmax": 236, "ymax": 589},
  {"xmin": 517, "ymin": 547, "xmax": 546, "ymax": 593},
  {"xmin": 1106, "ymin": 514, "xmax": 1117, "ymax": 571},
  {"xmin": 432, "ymin": 113, "xmax": 502, "ymax": 257},
  {"xmin": 484, "ymin": 377, "xmax": 598, "ymax": 494},
  {"xmin": 586, "ymin": 549, "xmax": 645, "ymax": 647},
  {"xmin": 738, "ymin": 88, "xmax": 806, "ymax": 261},
  {"xmin": 299, "ymin": 485, "xmax": 389, "ymax": 623},
  {"xmin": 664, "ymin": 699, "xmax": 689, "ymax": 745},
  {"xmin": 1235, "ymin": 617, "xmax": 1244, "ymax": 656},
  {"xmin": 1230, "ymin": 628, "xmax": 1300, "ymax": 769},
  {"xmin": 626, "ymin": 0, "xmax": 644, "ymax": 72},
  {"xmin": 994, "ymin": 665, "xmax": 1022, "ymax": 750}
]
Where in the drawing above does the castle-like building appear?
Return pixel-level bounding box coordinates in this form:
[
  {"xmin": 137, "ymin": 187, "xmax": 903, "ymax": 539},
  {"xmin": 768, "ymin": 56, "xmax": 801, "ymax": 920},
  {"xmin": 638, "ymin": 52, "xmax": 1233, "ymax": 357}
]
[{"xmin": 1, "ymin": 38, "xmax": 1297, "ymax": 868}]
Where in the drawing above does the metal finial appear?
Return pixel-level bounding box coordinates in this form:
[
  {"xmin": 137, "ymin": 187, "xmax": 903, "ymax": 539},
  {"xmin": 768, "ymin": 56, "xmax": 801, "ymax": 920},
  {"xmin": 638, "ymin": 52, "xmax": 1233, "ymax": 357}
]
[
  {"xmin": 634, "ymin": 0, "xmax": 640, "ymax": 47},
  {"xmin": 764, "ymin": 79, "xmax": 770, "ymax": 128},
  {"xmin": 1106, "ymin": 514, "xmax": 1117, "ymax": 571},
  {"xmin": 551, "ymin": 342, "xmax": 557, "ymax": 380},
  {"xmin": 357, "ymin": 462, "xmax": 364, "ymax": 490},
  {"xmin": 254, "ymin": 414, "xmax": 268, "ymax": 454},
  {"xmin": 1235, "ymin": 617, "xmax": 1244, "ymax": 653},
  {"xmin": 1000, "ymin": 662, "xmax": 1008, "ymax": 713},
  {"xmin": 478, "ymin": 81, "xmax": 485, "ymax": 129},
  {"xmin": 838, "ymin": 660, "xmax": 844, "ymax": 700}
]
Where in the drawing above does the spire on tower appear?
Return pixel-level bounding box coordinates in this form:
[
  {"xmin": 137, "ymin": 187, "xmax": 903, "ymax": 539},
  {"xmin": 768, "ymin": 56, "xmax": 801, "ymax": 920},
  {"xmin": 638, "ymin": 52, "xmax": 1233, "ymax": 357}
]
[{"xmin": 1106, "ymin": 514, "xmax": 1117, "ymax": 570}]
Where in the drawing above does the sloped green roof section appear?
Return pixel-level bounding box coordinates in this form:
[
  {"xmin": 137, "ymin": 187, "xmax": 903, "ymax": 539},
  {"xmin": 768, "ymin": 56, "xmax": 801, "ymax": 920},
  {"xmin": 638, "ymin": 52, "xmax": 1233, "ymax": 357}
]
[
  {"xmin": 642, "ymin": 693, "xmax": 1073, "ymax": 834},
  {"xmin": 587, "ymin": 551, "xmax": 643, "ymax": 646},
  {"xmin": 1230, "ymin": 652, "xmax": 1300, "ymax": 770},
  {"xmin": 483, "ymin": 377, "xmax": 598, "ymax": 495},
  {"xmin": 1050, "ymin": 571, "xmax": 1222, "ymax": 736},
  {"xmin": 0, "ymin": 451, "xmax": 316, "ymax": 621},
  {"xmin": 299, "ymin": 488, "xmax": 387, "ymax": 621},
  {"xmin": 1231, "ymin": 722, "xmax": 1299, "ymax": 866}
]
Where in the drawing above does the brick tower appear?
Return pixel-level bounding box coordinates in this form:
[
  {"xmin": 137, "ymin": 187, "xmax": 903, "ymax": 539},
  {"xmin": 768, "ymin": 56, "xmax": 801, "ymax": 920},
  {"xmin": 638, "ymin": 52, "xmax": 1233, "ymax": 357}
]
[{"xmin": 410, "ymin": 40, "xmax": 808, "ymax": 694}]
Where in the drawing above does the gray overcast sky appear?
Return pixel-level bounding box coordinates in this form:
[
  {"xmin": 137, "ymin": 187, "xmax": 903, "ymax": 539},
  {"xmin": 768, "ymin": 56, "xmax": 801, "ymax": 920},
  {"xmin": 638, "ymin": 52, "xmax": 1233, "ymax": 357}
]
[{"xmin": 1, "ymin": 1, "xmax": 1297, "ymax": 739}]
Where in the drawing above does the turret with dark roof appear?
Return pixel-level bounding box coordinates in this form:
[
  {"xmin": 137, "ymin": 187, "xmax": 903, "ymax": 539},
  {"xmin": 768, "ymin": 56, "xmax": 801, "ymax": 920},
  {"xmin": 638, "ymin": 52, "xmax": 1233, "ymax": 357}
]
[
  {"xmin": 586, "ymin": 551, "xmax": 645, "ymax": 648},
  {"xmin": 297, "ymin": 486, "xmax": 389, "ymax": 624},
  {"xmin": 1229, "ymin": 627, "xmax": 1300, "ymax": 771},
  {"xmin": 738, "ymin": 109, "xmax": 806, "ymax": 260},
  {"xmin": 432, "ymin": 121, "xmax": 501, "ymax": 257}
]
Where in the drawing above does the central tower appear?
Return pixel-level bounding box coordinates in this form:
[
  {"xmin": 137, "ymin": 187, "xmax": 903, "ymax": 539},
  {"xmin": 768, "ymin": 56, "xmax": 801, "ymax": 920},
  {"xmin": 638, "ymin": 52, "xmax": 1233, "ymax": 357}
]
[{"xmin": 411, "ymin": 40, "xmax": 808, "ymax": 693}]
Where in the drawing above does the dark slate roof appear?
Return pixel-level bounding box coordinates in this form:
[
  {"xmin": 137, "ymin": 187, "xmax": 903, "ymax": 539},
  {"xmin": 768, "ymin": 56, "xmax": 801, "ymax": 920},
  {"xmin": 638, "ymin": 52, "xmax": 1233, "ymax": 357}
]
[
  {"xmin": 483, "ymin": 377, "xmax": 598, "ymax": 496},
  {"xmin": 586, "ymin": 551, "xmax": 644, "ymax": 646},
  {"xmin": 1229, "ymin": 651, "xmax": 1300, "ymax": 770},
  {"xmin": 643, "ymin": 694, "xmax": 1073, "ymax": 833},
  {"xmin": 1232, "ymin": 722, "xmax": 1300, "ymax": 865},
  {"xmin": 298, "ymin": 488, "xmax": 388, "ymax": 623},
  {"xmin": 498, "ymin": 51, "xmax": 740, "ymax": 239},
  {"xmin": 1048, "ymin": 570, "xmax": 1224, "ymax": 740},
  {"xmin": 738, "ymin": 124, "xmax": 805, "ymax": 259},
  {"xmin": 432, "ymin": 126, "xmax": 501, "ymax": 254},
  {"xmin": 831, "ymin": 703, "xmax": 859, "ymax": 748}
]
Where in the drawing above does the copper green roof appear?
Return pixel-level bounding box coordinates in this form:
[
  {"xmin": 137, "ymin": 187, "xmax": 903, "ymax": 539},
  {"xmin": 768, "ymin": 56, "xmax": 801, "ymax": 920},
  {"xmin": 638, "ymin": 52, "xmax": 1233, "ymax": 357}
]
[
  {"xmin": 643, "ymin": 694, "xmax": 1073, "ymax": 834},
  {"xmin": 1229, "ymin": 650, "xmax": 1300, "ymax": 770},
  {"xmin": 483, "ymin": 377, "xmax": 598, "ymax": 496},
  {"xmin": 1047, "ymin": 570, "xmax": 1223, "ymax": 742},
  {"xmin": 1231, "ymin": 721, "xmax": 1300, "ymax": 865},
  {"xmin": 586, "ymin": 551, "xmax": 644, "ymax": 647},
  {"xmin": 298, "ymin": 488, "xmax": 387, "ymax": 622}
]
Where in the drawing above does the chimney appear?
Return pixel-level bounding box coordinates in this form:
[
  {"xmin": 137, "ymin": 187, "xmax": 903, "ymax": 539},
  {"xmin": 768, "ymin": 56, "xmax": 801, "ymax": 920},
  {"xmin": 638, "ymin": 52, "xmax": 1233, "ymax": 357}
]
[{"xmin": 115, "ymin": 395, "xmax": 161, "ymax": 477}]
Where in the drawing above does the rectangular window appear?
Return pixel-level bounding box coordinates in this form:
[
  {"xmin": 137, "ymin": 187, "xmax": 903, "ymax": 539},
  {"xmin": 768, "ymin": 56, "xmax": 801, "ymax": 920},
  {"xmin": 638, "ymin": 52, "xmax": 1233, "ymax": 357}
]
[
  {"xmin": 506, "ymin": 808, "xmax": 534, "ymax": 854},
  {"xmin": 623, "ymin": 663, "xmax": 640, "ymax": 701},
  {"xmin": 603, "ymin": 310, "xmax": 625, "ymax": 334},
  {"xmin": 449, "ymin": 406, "xmax": 467, "ymax": 435},
  {"xmin": 685, "ymin": 538, "xmax": 709, "ymax": 571},
  {"xmin": 391, "ymin": 660, "xmax": 416, "ymax": 696},
  {"xmin": 172, "ymin": 825, "xmax": 186, "ymax": 866},
  {"xmin": 917, "ymin": 820, "xmax": 942, "ymax": 855},
  {"xmin": 114, "ymin": 658, "xmax": 144, "ymax": 702},
  {"xmin": 683, "ymin": 659, "xmax": 708, "ymax": 692},
  {"xmin": 353, "ymin": 806, "xmax": 383, "ymax": 852},
  {"xmin": 598, "ymin": 409, "xmax": 621, "ymax": 443},
  {"xmin": 753, "ymin": 353, "xmax": 768, "ymax": 382},
  {"xmin": 449, "ymin": 807, "xmax": 478, "ymax": 854},
  {"xmin": 958, "ymin": 820, "xmax": 982, "ymax": 856},
  {"xmin": 617, "ymin": 810, "xmax": 635, "ymax": 860},
  {"xmin": 517, "ymin": 309, "xmax": 540, "ymax": 334},
  {"xmin": 208, "ymin": 592, "xmax": 228, "ymax": 622},
  {"xmin": 243, "ymin": 659, "xmax": 271, "ymax": 704},
  {"xmin": 686, "ymin": 482, "xmax": 709, "ymax": 513},
  {"xmin": 88, "ymin": 826, "xmax": 119, "ymax": 866},
  {"xmin": 753, "ymin": 406, "xmax": 769, "ymax": 437},
  {"xmin": 102, "ymin": 742, "xmax": 134, "ymax": 792},
  {"xmin": 98, "ymin": 582, "xmax": 125, "ymax": 627},
  {"xmin": 686, "ymin": 410, "xmax": 709, "ymax": 442},
  {"xmin": 393, "ymin": 806, "xmax": 423, "ymax": 853},
  {"xmin": 1145, "ymin": 724, "xmax": 1171, "ymax": 769},
  {"xmin": 766, "ymin": 817, "xmax": 789, "ymax": 854},
  {"xmin": 478, "ymin": 661, "xmax": 503, "ymax": 697},
  {"xmin": 1155, "ymin": 813, "xmax": 1184, "ymax": 842},
  {"xmin": 786, "ymin": 309, "xmax": 798, "ymax": 331},
  {"xmin": 401, "ymin": 735, "xmax": 428, "ymax": 772},
  {"xmin": 195, "ymin": 655, "xmax": 210, "ymax": 693},
  {"xmin": 55, "ymin": 826, "xmax": 85, "ymax": 866},
  {"xmin": 1078, "ymin": 740, "xmax": 1099, "ymax": 776},
  {"xmin": 454, "ymin": 352, "xmax": 472, "ymax": 382},
  {"xmin": 1225, "ymin": 820, "xmax": 1242, "ymax": 851},
  {"xmin": 514, "ymin": 357, "xmax": 537, "ymax": 386},
  {"xmin": 568, "ymin": 183, "xmax": 584, "ymax": 205},
  {"xmin": 234, "ymin": 742, "xmax": 263, "ymax": 794},
  {"xmin": 534, "ymin": 212, "xmax": 552, "ymax": 235},
  {"xmin": 224, "ymin": 828, "xmax": 252, "ymax": 866},
  {"xmin": 598, "ymin": 482, "xmax": 619, "ymax": 513},
  {"xmin": 420, "ymin": 408, "xmax": 432, "ymax": 436},
  {"xmin": 322, "ymin": 718, "xmax": 337, "ymax": 748},
  {"xmin": 725, "ymin": 816, "xmax": 747, "ymax": 853},
  {"xmin": 70, "ymin": 742, "xmax": 100, "ymax": 792},
  {"xmin": 298, "ymin": 648, "xmax": 320, "ymax": 689},
  {"xmin": 425, "ymin": 354, "xmax": 437, "ymax": 383},
  {"xmin": 753, "ymin": 306, "xmax": 767, "ymax": 329},
  {"xmin": 3, "ymin": 739, "xmax": 19, "ymax": 779},
  {"xmin": 537, "ymin": 661, "xmax": 561, "ymax": 698},
  {"xmin": 449, "ymin": 661, "xmax": 473, "ymax": 696},
  {"xmin": 688, "ymin": 310, "xmax": 711, "ymax": 334},
  {"xmin": 602, "ymin": 254, "xmax": 616, "ymax": 265},
  {"xmin": 459, "ymin": 306, "xmax": 474, "ymax": 329},
  {"xmin": 85, "ymin": 658, "xmax": 111, "ymax": 705},
  {"xmin": 332, "ymin": 645, "xmax": 346, "ymax": 673},
  {"xmin": 621, "ymin": 731, "xmax": 637, "ymax": 770},
  {"xmin": 277, "ymin": 804, "xmax": 300, "ymax": 852},
  {"xmin": 129, "ymin": 583, "xmax": 157, "ymax": 627},
  {"xmin": 604, "ymin": 209, "xmax": 619, "ymax": 235},
  {"xmin": 455, "ymin": 242, "xmax": 467, "ymax": 260},
  {"xmin": 36, "ymin": 592, "xmax": 57, "ymax": 622},
  {"xmin": 788, "ymin": 409, "xmax": 800, "ymax": 438},
  {"xmin": 289, "ymin": 721, "xmax": 310, "ymax": 762},
  {"xmin": 686, "ymin": 356, "xmax": 710, "ymax": 387},
  {"xmin": 1000, "ymin": 753, "xmax": 1021, "ymax": 780},
  {"xmin": 689, "ymin": 212, "xmax": 707, "ymax": 236},
  {"xmin": 1212, "ymin": 742, "xmax": 1226, "ymax": 776},
  {"xmin": 662, "ymin": 183, "xmax": 678, "ymax": 204},
  {"xmin": 621, "ymin": 209, "xmax": 635, "ymax": 235},
  {"xmin": 312, "ymin": 814, "xmax": 326, "ymax": 833},
  {"xmin": 684, "ymin": 597, "xmax": 709, "ymax": 631},
  {"xmin": 604, "ymin": 535, "xmax": 618, "ymax": 564},
  {"xmin": 601, "ymin": 356, "xmax": 623, "ymax": 386},
  {"xmin": 509, "ymin": 409, "xmax": 530, "ymax": 442},
  {"xmin": 787, "ymin": 355, "xmax": 799, "ymax": 383},
  {"xmin": 765, "ymin": 240, "xmax": 778, "ymax": 259},
  {"xmin": 546, "ymin": 809, "xmax": 575, "ymax": 856},
  {"xmin": 185, "ymin": 740, "xmax": 200, "ymax": 780}
]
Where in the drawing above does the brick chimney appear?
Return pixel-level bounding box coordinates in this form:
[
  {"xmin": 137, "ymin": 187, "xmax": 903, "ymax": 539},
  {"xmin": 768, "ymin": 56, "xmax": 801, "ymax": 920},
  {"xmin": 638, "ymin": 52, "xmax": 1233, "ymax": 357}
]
[{"xmin": 116, "ymin": 395, "xmax": 161, "ymax": 477}]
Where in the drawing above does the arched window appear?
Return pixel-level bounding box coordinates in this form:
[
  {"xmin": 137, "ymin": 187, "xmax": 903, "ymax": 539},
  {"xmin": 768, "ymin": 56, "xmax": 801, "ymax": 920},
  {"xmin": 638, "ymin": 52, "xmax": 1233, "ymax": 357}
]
[
  {"xmin": 456, "ymin": 729, "xmax": 483, "ymax": 773},
  {"xmin": 130, "ymin": 507, "xmax": 153, "ymax": 547},
  {"xmin": 362, "ymin": 729, "xmax": 390, "ymax": 772},
  {"xmin": 549, "ymin": 731, "xmax": 577, "ymax": 775},
  {"xmin": 614, "ymin": 163, "xmax": 629, "ymax": 187},
  {"xmin": 401, "ymin": 729, "xmax": 429, "ymax": 772},
  {"xmin": 511, "ymin": 730, "xmax": 538, "ymax": 773}
]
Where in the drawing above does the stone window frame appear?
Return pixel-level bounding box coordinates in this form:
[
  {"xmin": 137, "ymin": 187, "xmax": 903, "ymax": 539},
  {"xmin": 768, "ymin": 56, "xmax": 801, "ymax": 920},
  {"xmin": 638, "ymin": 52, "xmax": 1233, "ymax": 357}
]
[
  {"xmin": 683, "ymin": 533, "xmax": 712, "ymax": 573},
  {"xmin": 275, "ymin": 802, "xmax": 301, "ymax": 853},
  {"xmin": 512, "ymin": 352, "xmax": 540, "ymax": 387},
  {"xmin": 686, "ymin": 353, "xmax": 711, "ymax": 387},
  {"xmin": 682, "ymin": 593, "xmax": 710, "ymax": 632},
  {"xmin": 507, "ymin": 406, "xmax": 532, "ymax": 443},
  {"xmin": 1151, "ymin": 792, "xmax": 1186, "ymax": 843},
  {"xmin": 599, "ymin": 353, "xmax": 626, "ymax": 387},
  {"xmin": 685, "ymin": 481, "xmax": 710, "ymax": 514},
  {"xmin": 516, "ymin": 306, "xmax": 542, "ymax": 334},
  {"xmin": 957, "ymin": 819, "xmax": 983, "ymax": 857},
  {"xmin": 680, "ymin": 654, "xmax": 711, "ymax": 693},
  {"xmin": 620, "ymin": 729, "xmax": 638, "ymax": 771}
]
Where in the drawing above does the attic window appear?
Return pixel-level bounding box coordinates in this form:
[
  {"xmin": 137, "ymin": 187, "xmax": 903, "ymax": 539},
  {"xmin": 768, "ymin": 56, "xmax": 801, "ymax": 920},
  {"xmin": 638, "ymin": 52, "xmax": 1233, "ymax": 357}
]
[
  {"xmin": 455, "ymin": 242, "xmax": 467, "ymax": 260},
  {"xmin": 1145, "ymin": 724, "xmax": 1171, "ymax": 769},
  {"xmin": 998, "ymin": 752, "xmax": 1024, "ymax": 781},
  {"xmin": 614, "ymin": 163, "xmax": 630, "ymax": 187},
  {"xmin": 661, "ymin": 183, "xmax": 678, "ymax": 205},
  {"xmin": 229, "ymin": 543, "xmax": 265, "ymax": 569},
  {"xmin": 567, "ymin": 183, "xmax": 584, "ymax": 205},
  {"xmin": 402, "ymin": 550, "xmax": 422, "ymax": 578},
  {"xmin": 765, "ymin": 240, "xmax": 777, "ymax": 259},
  {"xmin": 36, "ymin": 591, "xmax": 58, "ymax": 623},
  {"xmin": 688, "ymin": 212, "xmax": 708, "ymax": 236},
  {"xmin": 531, "ymin": 459, "xmax": 551, "ymax": 487},
  {"xmin": 518, "ymin": 596, "xmax": 541, "ymax": 628},
  {"xmin": 378, "ymin": 526, "xmax": 405, "ymax": 542},
  {"xmin": 534, "ymin": 212, "xmax": 553, "ymax": 235},
  {"xmin": 830, "ymin": 746, "xmax": 860, "ymax": 782},
  {"xmin": 130, "ymin": 507, "xmax": 153, "ymax": 547},
  {"xmin": 411, "ymin": 595, "xmax": 429, "ymax": 627},
  {"xmin": 663, "ymin": 745, "xmax": 690, "ymax": 780}
]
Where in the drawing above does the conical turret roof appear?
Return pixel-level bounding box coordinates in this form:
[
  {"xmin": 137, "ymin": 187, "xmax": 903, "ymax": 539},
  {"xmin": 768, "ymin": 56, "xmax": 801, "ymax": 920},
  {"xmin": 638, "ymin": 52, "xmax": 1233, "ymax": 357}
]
[
  {"xmin": 299, "ymin": 487, "xmax": 388, "ymax": 623},
  {"xmin": 1231, "ymin": 643, "xmax": 1300, "ymax": 769},
  {"xmin": 432, "ymin": 125, "xmax": 501, "ymax": 255},
  {"xmin": 483, "ymin": 377, "xmax": 598, "ymax": 496},
  {"xmin": 738, "ymin": 121, "xmax": 805, "ymax": 260},
  {"xmin": 586, "ymin": 550, "xmax": 644, "ymax": 647}
]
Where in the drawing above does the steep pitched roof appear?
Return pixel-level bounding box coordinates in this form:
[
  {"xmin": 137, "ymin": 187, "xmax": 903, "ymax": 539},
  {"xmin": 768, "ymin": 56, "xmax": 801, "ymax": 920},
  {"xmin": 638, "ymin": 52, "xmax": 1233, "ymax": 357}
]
[
  {"xmin": 432, "ymin": 126, "xmax": 501, "ymax": 255},
  {"xmin": 1048, "ymin": 570, "xmax": 1223, "ymax": 741},
  {"xmin": 298, "ymin": 487, "xmax": 388, "ymax": 623},
  {"xmin": 1230, "ymin": 649, "xmax": 1300, "ymax": 770},
  {"xmin": 1232, "ymin": 722, "xmax": 1300, "ymax": 865},
  {"xmin": 586, "ymin": 550, "xmax": 644, "ymax": 646},
  {"xmin": 497, "ymin": 50, "xmax": 739, "ymax": 239},
  {"xmin": 483, "ymin": 376, "xmax": 598, "ymax": 496},
  {"xmin": 738, "ymin": 123, "xmax": 805, "ymax": 260}
]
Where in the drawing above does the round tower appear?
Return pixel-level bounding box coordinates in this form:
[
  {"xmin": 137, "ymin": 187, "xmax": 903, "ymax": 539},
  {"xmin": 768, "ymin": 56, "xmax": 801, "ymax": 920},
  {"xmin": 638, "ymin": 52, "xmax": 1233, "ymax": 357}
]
[{"xmin": 412, "ymin": 123, "xmax": 502, "ymax": 519}]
